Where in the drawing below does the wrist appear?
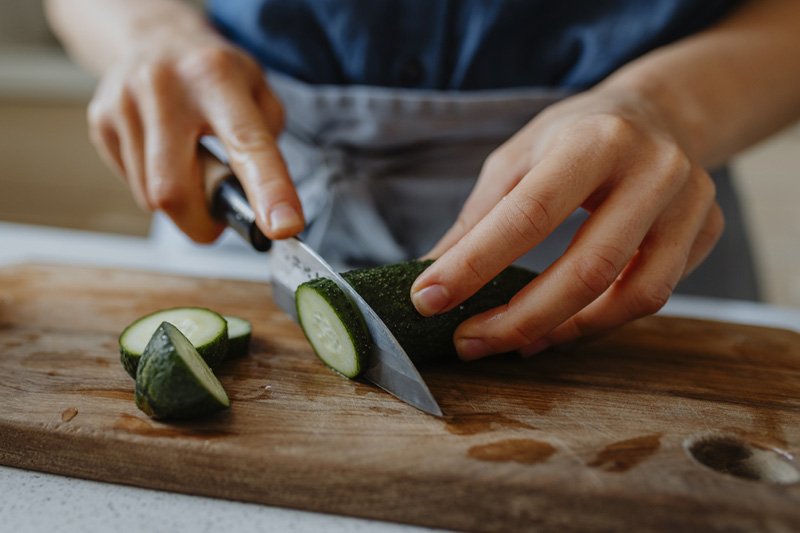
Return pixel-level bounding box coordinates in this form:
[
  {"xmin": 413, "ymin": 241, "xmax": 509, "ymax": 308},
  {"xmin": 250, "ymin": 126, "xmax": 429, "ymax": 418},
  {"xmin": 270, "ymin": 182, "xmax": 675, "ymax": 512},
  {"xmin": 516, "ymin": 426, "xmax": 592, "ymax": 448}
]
[
  {"xmin": 49, "ymin": 0, "xmax": 223, "ymax": 75},
  {"xmin": 120, "ymin": 8, "xmax": 223, "ymax": 62}
]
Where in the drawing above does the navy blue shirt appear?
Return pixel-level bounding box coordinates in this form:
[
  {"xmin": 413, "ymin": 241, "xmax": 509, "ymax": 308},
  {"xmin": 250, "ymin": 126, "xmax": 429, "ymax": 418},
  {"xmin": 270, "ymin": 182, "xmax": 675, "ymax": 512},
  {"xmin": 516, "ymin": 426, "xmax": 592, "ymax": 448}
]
[{"xmin": 209, "ymin": 0, "xmax": 742, "ymax": 90}]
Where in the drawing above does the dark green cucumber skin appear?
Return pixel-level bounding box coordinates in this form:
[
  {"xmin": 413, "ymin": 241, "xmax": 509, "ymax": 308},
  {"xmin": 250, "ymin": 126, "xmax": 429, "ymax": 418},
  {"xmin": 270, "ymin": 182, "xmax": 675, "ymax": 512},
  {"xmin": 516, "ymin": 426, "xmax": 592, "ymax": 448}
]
[
  {"xmin": 121, "ymin": 336, "xmax": 228, "ymax": 379},
  {"xmin": 226, "ymin": 334, "xmax": 251, "ymax": 359},
  {"xmin": 342, "ymin": 260, "xmax": 537, "ymax": 363},
  {"xmin": 296, "ymin": 278, "xmax": 370, "ymax": 377},
  {"xmin": 120, "ymin": 349, "xmax": 140, "ymax": 379},
  {"xmin": 135, "ymin": 322, "xmax": 229, "ymax": 420}
]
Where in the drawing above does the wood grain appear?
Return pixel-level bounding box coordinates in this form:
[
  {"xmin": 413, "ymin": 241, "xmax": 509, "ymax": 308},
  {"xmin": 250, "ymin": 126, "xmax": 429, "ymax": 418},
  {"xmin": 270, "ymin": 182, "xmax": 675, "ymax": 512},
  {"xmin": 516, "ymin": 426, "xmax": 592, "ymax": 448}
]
[{"xmin": 1, "ymin": 263, "xmax": 799, "ymax": 532}]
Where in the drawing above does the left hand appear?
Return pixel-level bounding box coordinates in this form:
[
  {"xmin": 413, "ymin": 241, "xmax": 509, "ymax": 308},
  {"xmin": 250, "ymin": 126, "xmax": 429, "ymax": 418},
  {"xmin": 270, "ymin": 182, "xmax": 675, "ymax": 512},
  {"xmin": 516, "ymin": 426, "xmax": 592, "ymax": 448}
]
[{"xmin": 410, "ymin": 84, "xmax": 724, "ymax": 360}]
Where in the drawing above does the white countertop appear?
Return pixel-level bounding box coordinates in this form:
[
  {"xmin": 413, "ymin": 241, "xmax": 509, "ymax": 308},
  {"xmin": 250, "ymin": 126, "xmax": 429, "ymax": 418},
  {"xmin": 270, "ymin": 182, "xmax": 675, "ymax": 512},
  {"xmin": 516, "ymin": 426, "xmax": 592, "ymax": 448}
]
[{"xmin": 1, "ymin": 221, "xmax": 798, "ymax": 533}]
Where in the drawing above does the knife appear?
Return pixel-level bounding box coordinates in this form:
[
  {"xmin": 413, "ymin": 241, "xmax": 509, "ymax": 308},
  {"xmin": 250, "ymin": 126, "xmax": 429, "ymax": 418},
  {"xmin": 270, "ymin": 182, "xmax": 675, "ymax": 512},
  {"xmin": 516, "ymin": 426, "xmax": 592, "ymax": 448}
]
[{"xmin": 199, "ymin": 135, "xmax": 443, "ymax": 417}]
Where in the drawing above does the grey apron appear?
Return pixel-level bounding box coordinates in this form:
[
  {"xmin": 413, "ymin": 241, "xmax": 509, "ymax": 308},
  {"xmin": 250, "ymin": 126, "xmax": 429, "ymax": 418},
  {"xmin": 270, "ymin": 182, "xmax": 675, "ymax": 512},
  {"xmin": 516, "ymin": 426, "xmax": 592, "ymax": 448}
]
[{"xmin": 151, "ymin": 72, "xmax": 760, "ymax": 300}]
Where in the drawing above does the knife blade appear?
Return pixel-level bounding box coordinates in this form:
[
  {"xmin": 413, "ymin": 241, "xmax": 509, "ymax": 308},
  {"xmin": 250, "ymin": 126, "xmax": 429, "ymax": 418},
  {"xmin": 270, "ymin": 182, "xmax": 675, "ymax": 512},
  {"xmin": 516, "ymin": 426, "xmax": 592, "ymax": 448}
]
[{"xmin": 199, "ymin": 136, "xmax": 443, "ymax": 417}]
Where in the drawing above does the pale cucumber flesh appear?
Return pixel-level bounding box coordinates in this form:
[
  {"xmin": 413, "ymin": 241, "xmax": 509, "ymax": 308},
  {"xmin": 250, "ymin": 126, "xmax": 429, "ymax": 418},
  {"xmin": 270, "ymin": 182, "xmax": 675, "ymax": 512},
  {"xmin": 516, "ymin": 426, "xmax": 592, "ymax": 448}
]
[
  {"xmin": 120, "ymin": 307, "xmax": 226, "ymax": 355},
  {"xmin": 296, "ymin": 285, "xmax": 363, "ymax": 378},
  {"xmin": 224, "ymin": 315, "xmax": 251, "ymax": 340},
  {"xmin": 168, "ymin": 323, "xmax": 229, "ymax": 406}
]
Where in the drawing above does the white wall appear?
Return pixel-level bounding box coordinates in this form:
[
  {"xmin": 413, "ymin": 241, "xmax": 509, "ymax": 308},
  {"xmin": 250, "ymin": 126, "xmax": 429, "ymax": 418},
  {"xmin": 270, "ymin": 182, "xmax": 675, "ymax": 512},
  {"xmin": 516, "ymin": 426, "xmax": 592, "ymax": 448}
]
[{"xmin": 734, "ymin": 126, "xmax": 800, "ymax": 307}]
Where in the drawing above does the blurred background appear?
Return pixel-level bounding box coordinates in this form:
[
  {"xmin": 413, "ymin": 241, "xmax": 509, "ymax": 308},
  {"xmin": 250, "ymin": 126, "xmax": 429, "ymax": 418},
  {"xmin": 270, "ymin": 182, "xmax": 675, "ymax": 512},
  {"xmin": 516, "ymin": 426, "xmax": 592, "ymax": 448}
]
[{"xmin": 1, "ymin": 1, "xmax": 798, "ymax": 307}]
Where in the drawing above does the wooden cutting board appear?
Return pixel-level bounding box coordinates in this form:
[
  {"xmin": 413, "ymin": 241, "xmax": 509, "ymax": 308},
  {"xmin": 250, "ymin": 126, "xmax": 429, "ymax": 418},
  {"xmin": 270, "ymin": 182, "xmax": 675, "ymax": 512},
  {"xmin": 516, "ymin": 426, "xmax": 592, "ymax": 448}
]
[{"xmin": 1, "ymin": 263, "xmax": 798, "ymax": 532}]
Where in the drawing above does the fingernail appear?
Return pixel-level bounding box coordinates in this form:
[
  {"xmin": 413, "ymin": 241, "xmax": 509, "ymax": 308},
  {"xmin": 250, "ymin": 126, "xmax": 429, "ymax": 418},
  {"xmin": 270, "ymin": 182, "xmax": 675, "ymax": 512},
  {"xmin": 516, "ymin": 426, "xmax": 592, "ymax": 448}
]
[
  {"xmin": 455, "ymin": 337, "xmax": 490, "ymax": 361},
  {"xmin": 411, "ymin": 284, "xmax": 450, "ymax": 316},
  {"xmin": 519, "ymin": 339, "xmax": 551, "ymax": 358},
  {"xmin": 269, "ymin": 203, "xmax": 303, "ymax": 233}
]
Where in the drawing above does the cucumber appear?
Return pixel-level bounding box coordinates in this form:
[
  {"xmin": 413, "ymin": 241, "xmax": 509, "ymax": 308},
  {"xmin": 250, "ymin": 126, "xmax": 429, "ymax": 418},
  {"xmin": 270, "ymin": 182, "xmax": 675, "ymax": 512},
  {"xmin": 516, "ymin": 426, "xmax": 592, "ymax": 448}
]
[
  {"xmin": 296, "ymin": 260, "xmax": 537, "ymax": 375},
  {"xmin": 119, "ymin": 307, "xmax": 228, "ymax": 378},
  {"xmin": 223, "ymin": 315, "xmax": 252, "ymax": 358},
  {"xmin": 135, "ymin": 322, "xmax": 230, "ymax": 419},
  {"xmin": 296, "ymin": 278, "xmax": 370, "ymax": 378}
]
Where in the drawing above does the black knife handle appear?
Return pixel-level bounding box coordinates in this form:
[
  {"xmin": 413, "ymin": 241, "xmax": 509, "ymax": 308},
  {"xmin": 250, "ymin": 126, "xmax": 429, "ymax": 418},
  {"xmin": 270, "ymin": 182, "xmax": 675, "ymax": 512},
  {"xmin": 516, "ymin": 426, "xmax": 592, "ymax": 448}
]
[
  {"xmin": 199, "ymin": 138, "xmax": 271, "ymax": 252},
  {"xmin": 210, "ymin": 176, "xmax": 272, "ymax": 252}
]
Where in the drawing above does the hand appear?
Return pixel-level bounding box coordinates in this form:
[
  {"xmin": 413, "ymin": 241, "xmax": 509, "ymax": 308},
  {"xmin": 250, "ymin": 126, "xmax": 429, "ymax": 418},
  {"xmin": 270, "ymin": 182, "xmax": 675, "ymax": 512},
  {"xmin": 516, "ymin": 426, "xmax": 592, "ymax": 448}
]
[
  {"xmin": 87, "ymin": 33, "xmax": 303, "ymax": 242},
  {"xmin": 410, "ymin": 85, "xmax": 724, "ymax": 359}
]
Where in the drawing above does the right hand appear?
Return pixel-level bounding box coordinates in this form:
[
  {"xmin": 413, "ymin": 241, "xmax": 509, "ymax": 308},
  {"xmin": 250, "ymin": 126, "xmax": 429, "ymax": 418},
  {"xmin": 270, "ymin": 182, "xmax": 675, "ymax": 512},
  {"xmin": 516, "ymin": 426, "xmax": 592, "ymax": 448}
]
[{"xmin": 87, "ymin": 33, "xmax": 304, "ymax": 242}]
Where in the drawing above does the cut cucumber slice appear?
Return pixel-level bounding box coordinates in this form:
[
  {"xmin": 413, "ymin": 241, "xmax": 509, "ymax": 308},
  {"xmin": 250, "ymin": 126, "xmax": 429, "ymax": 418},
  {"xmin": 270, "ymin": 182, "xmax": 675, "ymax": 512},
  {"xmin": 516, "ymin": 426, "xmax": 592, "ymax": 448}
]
[
  {"xmin": 119, "ymin": 307, "xmax": 228, "ymax": 378},
  {"xmin": 223, "ymin": 315, "xmax": 252, "ymax": 358},
  {"xmin": 135, "ymin": 322, "xmax": 230, "ymax": 419},
  {"xmin": 295, "ymin": 279, "xmax": 369, "ymax": 378}
]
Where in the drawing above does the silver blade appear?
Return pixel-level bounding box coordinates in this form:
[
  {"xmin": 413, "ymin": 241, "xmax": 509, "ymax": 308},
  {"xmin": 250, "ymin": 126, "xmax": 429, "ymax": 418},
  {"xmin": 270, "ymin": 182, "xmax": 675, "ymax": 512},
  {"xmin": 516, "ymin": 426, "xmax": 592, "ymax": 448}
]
[{"xmin": 269, "ymin": 238, "xmax": 443, "ymax": 417}]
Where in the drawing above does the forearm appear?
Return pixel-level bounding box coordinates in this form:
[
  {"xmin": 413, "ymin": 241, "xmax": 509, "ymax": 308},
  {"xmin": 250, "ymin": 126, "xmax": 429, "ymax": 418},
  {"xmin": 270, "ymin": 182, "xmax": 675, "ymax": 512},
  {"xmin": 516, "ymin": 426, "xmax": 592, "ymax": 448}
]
[
  {"xmin": 601, "ymin": 0, "xmax": 800, "ymax": 169},
  {"xmin": 45, "ymin": 0, "xmax": 215, "ymax": 75}
]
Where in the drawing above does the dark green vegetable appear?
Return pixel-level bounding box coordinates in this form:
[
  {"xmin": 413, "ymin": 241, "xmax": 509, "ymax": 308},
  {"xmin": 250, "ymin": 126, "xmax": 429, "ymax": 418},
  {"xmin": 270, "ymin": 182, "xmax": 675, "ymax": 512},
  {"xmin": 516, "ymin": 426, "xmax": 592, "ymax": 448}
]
[
  {"xmin": 223, "ymin": 315, "xmax": 252, "ymax": 358},
  {"xmin": 296, "ymin": 260, "xmax": 537, "ymax": 373},
  {"xmin": 344, "ymin": 260, "xmax": 537, "ymax": 362},
  {"xmin": 119, "ymin": 307, "xmax": 228, "ymax": 378},
  {"xmin": 135, "ymin": 322, "xmax": 230, "ymax": 419}
]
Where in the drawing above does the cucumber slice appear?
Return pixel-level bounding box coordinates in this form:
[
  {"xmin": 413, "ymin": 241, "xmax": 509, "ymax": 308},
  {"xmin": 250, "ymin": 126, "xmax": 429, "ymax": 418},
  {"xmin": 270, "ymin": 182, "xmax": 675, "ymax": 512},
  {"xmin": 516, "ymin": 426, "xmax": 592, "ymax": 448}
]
[
  {"xmin": 119, "ymin": 307, "xmax": 228, "ymax": 378},
  {"xmin": 295, "ymin": 260, "xmax": 538, "ymax": 377},
  {"xmin": 135, "ymin": 322, "xmax": 230, "ymax": 419},
  {"xmin": 295, "ymin": 278, "xmax": 370, "ymax": 378},
  {"xmin": 223, "ymin": 315, "xmax": 252, "ymax": 358}
]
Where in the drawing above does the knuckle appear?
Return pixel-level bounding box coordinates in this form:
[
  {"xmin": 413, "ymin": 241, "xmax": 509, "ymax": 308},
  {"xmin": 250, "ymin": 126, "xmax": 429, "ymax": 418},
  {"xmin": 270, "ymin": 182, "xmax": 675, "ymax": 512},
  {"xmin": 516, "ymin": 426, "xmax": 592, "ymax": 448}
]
[
  {"xmin": 87, "ymin": 87, "xmax": 127, "ymax": 125},
  {"xmin": 462, "ymin": 256, "xmax": 485, "ymax": 285},
  {"xmin": 86, "ymin": 99, "xmax": 107, "ymax": 127},
  {"xmin": 590, "ymin": 112, "xmax": 638, "ymax": 147},
  {"xmin": 510, "ymin": 322, "xmax": 538, "ymax": 346},
  {"xmin": 132, "ymin": 60, "xmax": 174, "ymax": 92},
  {"xmin": 476, "ymin": 305, "xmax": 538, "ymax": 350},
  {"xmin": 148, "ymin": 179, "xmax": 186, "ymax": 212},
  {"xmin": 181, "ymin": 46, "xmax": 239, "ymax": 82},
  {"xmin": 226, "ymin": 123, "xmax": 274, "ymax": 153},
  {"xmin": 567, "ymin": 314, "xmax": 592, "ymax": 339},
  {"xmin": 642, "ymin": 144, "xmax": 692, "ymax": 197},
  {"xmin": 697, "ymin": 204, "xmax": 725, "ymax": 248},
  {"xmin": 627, "ymin": 280, "xmax": 673, "ymax": 316},
  {"xmin": 657, "ymin": 144, "xmax": 692, "ymax": 181},
  {"xmin": 481, "ymin": 148, "xmax": 512, "ymax": 177},
  {"xmin": 692, "ymin": 169, "xmax": 717, "ymax": 203},
  {"xmin": 572, "ymin": 246, "xmax": 625, "ymax": 299},
  {"xmin": 499, "ymin": 192, "xmax": 551, "ymax": 245},
  {"xmin": 258, "ymin": 177, "xmax": 295, "ymax": 204},
  {"xmin": 452, "ymin": 212, "xmax": 472, "ymax": 235}
]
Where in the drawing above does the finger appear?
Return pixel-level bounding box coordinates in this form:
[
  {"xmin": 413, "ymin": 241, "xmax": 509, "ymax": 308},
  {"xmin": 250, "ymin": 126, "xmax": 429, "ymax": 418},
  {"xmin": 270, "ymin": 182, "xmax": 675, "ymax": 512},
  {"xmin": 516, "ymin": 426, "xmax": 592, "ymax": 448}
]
[
  {"xmin": 411, "ymin": 135, "xmax": 621, "ymax": 317},
  {"xmin": 87, "ymin": 84, "xmax": 128, "ymax": 182},
  {"xmin": 451, "ymin": 162, "xmax": 691, "ymax": 360},
  {"xmin": 684, "ymin": 202, "xmax": 724, "ymax": 276},
  {"xmin": 138, "ymin": 66, "xmax": 223, "ymax": 243},
  {"xmin": 199, "ymin": 76, "xmax": 303, "ymax": 239},
  {"xmin": 427, "ymin": 103, "xmax": 619, "ymax": 260},
  {"xmin": 523, "ymin": 169, "xmax": 717, "ymax": 352},
  {"xmin": 114, "ymin": 91, "xmax": 150, "ymax": 212},
  {"xmin": 425, "ymin": 146, "xmax": 531, "ymax": 259},
  {"xmin": 88, "ymin": 115, "xmax": 125, "ymax": 181},
  {"xmin": 255, "ymin": 82, "xmax": 285, "ymax": 139}
]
